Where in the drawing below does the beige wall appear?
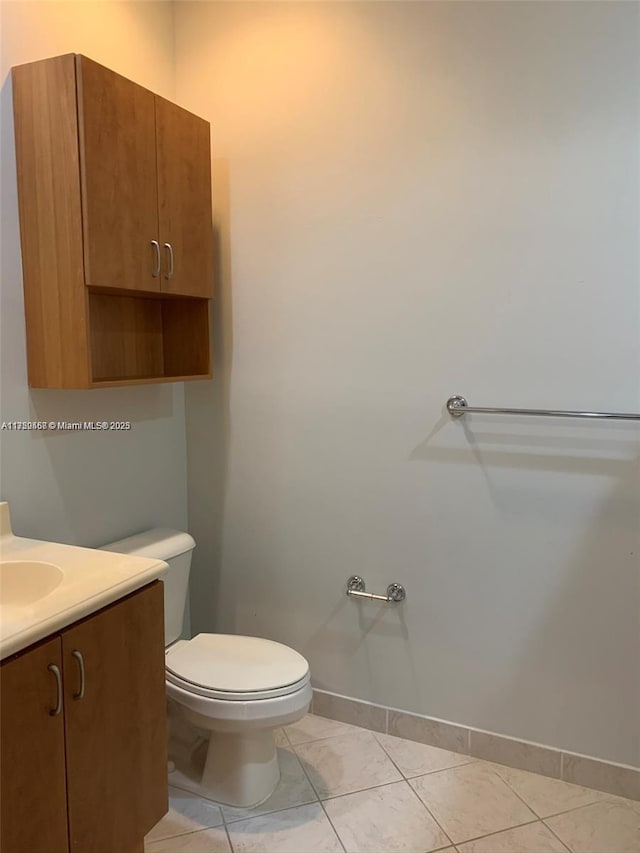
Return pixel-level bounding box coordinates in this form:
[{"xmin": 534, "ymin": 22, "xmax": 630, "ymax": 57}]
[
  {"xmin": 177, "ymin": 1, "xmax": 640, "ymax": 766},
  {"xmin": 0, "ymin": 1, "xmax": 187, "ymax": 546},
  {"xmin": 0, "ymin": 1, "xmax": 175, "ymax": 97}
]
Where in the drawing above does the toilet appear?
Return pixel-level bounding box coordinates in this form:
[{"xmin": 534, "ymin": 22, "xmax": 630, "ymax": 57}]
[{"xmin": 100, "ymin": 528, "xmax": 311, "ymax": 808}]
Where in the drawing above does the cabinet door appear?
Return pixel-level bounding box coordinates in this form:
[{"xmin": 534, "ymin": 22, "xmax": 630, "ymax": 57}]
[
  {"xmin": 62, "ymin": 583, "xmax": 167, "ymax": 853},
  {"xmin": 156, "ymin": 96, "xmax": 214, "ymax": 297},
  {"xmin": 76, "ymin": 55, "xmax": 160, "ymax": 293},
  {"xmin": 0, "ymin": 637, "xmax": 69, "ymax": 853}
]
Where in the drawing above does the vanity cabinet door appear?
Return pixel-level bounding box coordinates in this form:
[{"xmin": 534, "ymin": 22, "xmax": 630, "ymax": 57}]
[
  {"xmin": 156, "ymin": 96, "xmax": 214, "ymax": 298},
  {"xmin": 0, "ymin": 637, "xmax": 69, "ymax": 853},
  {"xmin": 76, "ymin": 55, "xmax": 161, "ymax": 293},
  {"xmin": 62, "ymin": 582, "xmax": 167, "ymax": 853}
]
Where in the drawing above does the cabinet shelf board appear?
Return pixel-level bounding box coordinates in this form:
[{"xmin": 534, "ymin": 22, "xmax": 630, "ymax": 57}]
[{"xmin": 90, "ymin": 372, "xmax": 212, "ymax": 388}]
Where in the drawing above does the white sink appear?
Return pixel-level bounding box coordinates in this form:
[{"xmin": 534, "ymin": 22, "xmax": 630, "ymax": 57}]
[
  {"xmin": 0, "ymin": 501, "xmax": 167, "ymax": 660},
  {"xmin": 0, "ymin": 560, "xmax": 64, "ymax": 606}
]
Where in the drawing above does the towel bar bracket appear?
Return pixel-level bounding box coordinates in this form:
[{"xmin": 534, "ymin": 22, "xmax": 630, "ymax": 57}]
[{"xmin": 447, "ymin": 395, "xmax": 469, "ymax": 417}]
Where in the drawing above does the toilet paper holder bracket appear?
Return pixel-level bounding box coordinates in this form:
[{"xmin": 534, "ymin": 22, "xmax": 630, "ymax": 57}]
[{"xmin": 346, "ymin": 576, "xmax": 406, "ymax": 603}]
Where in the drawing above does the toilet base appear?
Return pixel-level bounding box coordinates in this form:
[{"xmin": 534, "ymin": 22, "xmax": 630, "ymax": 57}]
[
  {"xmin": 165, "ymin": 676, "xmax": 311, "ymax": 808},
  {"xmin": 169, "ymin": 725, "xmax": 281, "ymax": 808},
  {"xmin": 203, "ymin": 728, "xmax": 280, "ymax": 807}
]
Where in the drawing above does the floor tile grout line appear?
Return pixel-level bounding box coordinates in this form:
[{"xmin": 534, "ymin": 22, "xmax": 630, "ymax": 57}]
[
  {"xmin": 540, "ymin": 798, "xmax": 640, "ymax": 853},
  {"xmin": 280, "ymin": 725, "xmax": 292, "ymax": 747},
  {"xmin": 145, "ymin": 816, "xmax": 227, "ymax": 845},
  {"xmin": 287, "ymin": 731, "xmax": 359, "ymax": 747},
  {"xmin": 398, "ymin": 758, "xmax": 486, "ymax": 783},
  {"xmin": 465, "ymin": 764, "xmax": 542, "ymax": 828},
  {"xmin": 294, "ymin": 715, "xmax": 470, "ymax": 766},
  {"xmin": 404, "ymin": 779, "xmax": 456, "ymax": 850},
  {"xmin": 404, "ymin": 760, "xmax": 477, "ymax": 780},
  {"xmin": 487, "ymin": 765, "xmax": 547, "ymax": 821},
  {"xmin": 371, "ymin": 734, "xmax": 455, "ymax": 851},
  {"xmin": 298, "ymin": 717, "xmax": 470, "ymax": 769},
  {"xmin": 290, "ymin": 729, "xmax": 388, "ymax": 766},
  {"xmin": 405, "ymin": 764, "xmax": 579, "ymax": 850},
  {"xmin": 294, "ymin": 724, "xmax": 453, "ymax": 853},
  {"xmin": 452, "ymin": 817, "xmax": 543, "ymax": 849},
  {"xmin": 286, "ymin": 724, "xmax": 361, "ymax": 748},
  {"xmin": 290, "ymin": 730, "xmax": 347, "ymax": 853},
  {"xmin": 372, "ymin": 730, "xmax": 477, "ymax": 779},
  {"xmin": 534, "ymin": 794, "xmax": 622, "ymax": 822},
  {"xmin": 222, "ymin": 794, "xmax": 320, "ymax": 826},
  {"xmin": 539, "ymin": 817, "xmax": 574, "ymax": 853},
  {"xmin": 289, "ymin": 739, "xmax": 330, "ymax": 803},
  {"xmin": 221, "ymin": 799, "xmax": 342, "ymax": 852},
  {"xmin": 145, "ymin": 821, "xmax": 231, "ymax": 850},
  {"xmin": 489, "ymin": 764, "xmax": 624, "ymax": 824},
  {"xmin": 318, "ymin": 799, "xmax": 348, "ymax": 853},
  {"xmin": 221, "ymin": 813, "xmax": 235, "ymax": 853},
  {"xmin": 318, "ymin": 776, "xmax": 427, "ymax": 803}
]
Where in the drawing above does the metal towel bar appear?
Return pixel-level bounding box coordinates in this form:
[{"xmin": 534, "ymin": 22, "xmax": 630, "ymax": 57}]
[{"xmin": 447, "ymin": 396, "xmax": 640, "ymax": 422}]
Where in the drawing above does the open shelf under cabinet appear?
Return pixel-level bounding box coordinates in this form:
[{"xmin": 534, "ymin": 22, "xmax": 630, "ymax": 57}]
[{"xmin": 88, "ymin": 292, "xmax": 211, "ymax": 386}]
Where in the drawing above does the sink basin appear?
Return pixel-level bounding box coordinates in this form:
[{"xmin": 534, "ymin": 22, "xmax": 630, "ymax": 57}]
[
  {"xmin": 0, "ymin": 560, "xmax": 64, "ymax": 607},
  {"xmin": 0, "ymin": 500, "xmax": 168, "ymax": 660}
]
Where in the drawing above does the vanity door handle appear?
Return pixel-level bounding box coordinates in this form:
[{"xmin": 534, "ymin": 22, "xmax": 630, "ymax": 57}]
[
  {"xmin": 151, "ymin": 240, "xmax": 161, "ymax": 278},
  {"xmin": 48, "ymin": 664, "xmax": 62, "ymax": 716},
  {"xmin": 163, "ymin": 242, "xmax": 174, "ymax": 280},
  {"xmin": 71, "ymin": 650, "xmax": 85, "ymax": 700}
]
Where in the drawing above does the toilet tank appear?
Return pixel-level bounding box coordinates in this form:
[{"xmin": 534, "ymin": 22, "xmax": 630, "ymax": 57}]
[{"xmin": 100, "ymin": 529, "xmax": 195, "ymax": 645}]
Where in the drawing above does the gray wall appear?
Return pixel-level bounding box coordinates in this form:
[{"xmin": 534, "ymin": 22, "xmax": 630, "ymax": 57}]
[
  {"xmin": 1, "ymin": 0, "xmax": 637, "ymax": 769},
  {"xmin": 177, "ymin": 1, "xmax": 640, "ymax": 766},
  {"xmin": 0, "ymin": 1, "xmax": 188, "ymax": 546}
]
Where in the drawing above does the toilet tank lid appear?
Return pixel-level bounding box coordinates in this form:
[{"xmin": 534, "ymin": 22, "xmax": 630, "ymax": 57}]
[{"xmin": 100, "ymin": 528, "xmax": 195, "ymax": 561}]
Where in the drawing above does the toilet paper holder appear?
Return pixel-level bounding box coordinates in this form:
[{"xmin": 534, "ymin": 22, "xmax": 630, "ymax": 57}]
[{"xmin": 346, "ymin": 576, "xmax": 406, "ymax": 603}]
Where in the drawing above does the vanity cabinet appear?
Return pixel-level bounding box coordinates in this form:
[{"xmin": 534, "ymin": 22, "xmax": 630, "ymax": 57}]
[
  {"xmin": 11, "ymin": 53, "xmax": 213, "ymax": 388},
  {"xmin": 0, "ymin": 637, "xmax": 68, "ymax": 853},
  {"xmin": 0, "ymin": 582, "xmax": 167, "ymax": 853}
]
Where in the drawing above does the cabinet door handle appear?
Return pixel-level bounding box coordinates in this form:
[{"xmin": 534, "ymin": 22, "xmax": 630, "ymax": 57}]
[
  {"xmin": 48, "ymin": 664, "xmax": 62, "ymax": 716},
  {"xmin": 151, "ymin": 240, "xmax": 161, "ymax": 278},
  {"xmin": 163, "ymin": 242, "xmax": 174, "ymax": 280},
  {"xmin": 71, "ymin": 650, "xmax": 85, "ymax": 700}
]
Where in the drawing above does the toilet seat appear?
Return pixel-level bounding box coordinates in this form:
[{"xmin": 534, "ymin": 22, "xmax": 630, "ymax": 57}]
[
  {"xmin": 165, "ymin": 633, "xmax": 310, "ymax": 701},
  {"xmin": 166, "ymin": 669, "xmax": 311, "ymax": 701}
]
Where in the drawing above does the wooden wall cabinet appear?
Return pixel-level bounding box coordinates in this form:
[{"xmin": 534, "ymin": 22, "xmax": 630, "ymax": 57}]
[
  {"xmin": 0, "ymin": 583, "xmax": 167, "ymax": 853},
  {"xmin": 12, "ymin": 54, "xmax": 213, "ymax": 388}
]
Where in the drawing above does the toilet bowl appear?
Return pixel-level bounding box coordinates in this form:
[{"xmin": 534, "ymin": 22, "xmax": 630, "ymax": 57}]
[
  {"xmin": 100, "ymin": 529, "xmax": 311, "ymax": 807},
  {"xmin": 165, "ymin": 633, "xmax": 311, "ymax": 806}
]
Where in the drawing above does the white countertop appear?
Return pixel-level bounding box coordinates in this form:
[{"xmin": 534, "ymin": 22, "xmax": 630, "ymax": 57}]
[{"xmin": 0, "ymin": 504, "xmax": 167, "ymax": 661}]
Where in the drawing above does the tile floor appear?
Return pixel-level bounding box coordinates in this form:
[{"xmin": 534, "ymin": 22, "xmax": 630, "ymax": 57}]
[{"xmin": 145, "ymin": 714, "xmax": 640, "ymax": 853}]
